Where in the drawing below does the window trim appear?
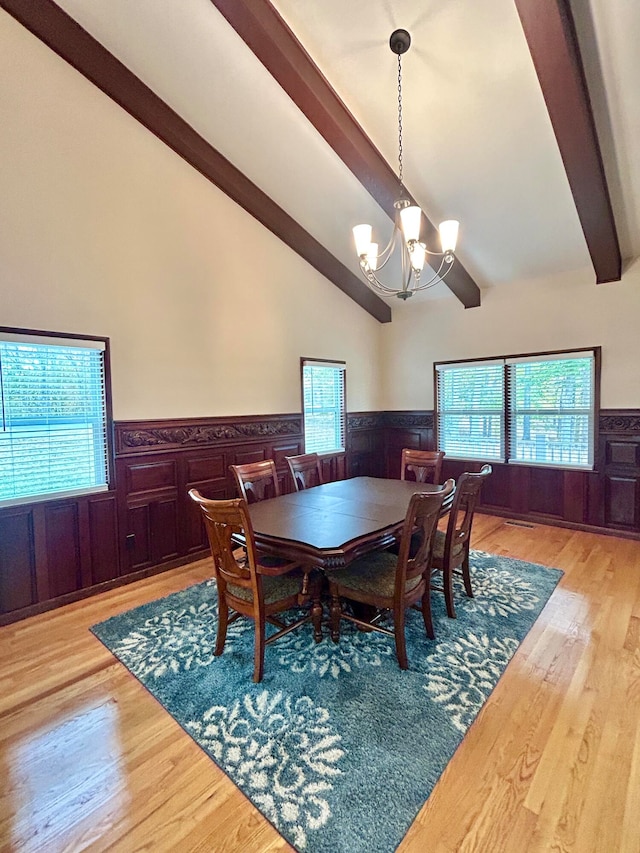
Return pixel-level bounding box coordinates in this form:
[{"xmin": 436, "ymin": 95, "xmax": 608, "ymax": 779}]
[
  {"xmin": 0, "ymin": 325, "xmax": 115, "ymax": 507},
  {"xmin": 434, "ymin": 347, "xmax": 601, "ymax": 472},
  {"xmin": 300, "ymin": 357, "xmax": 347, "ymax": 455}
]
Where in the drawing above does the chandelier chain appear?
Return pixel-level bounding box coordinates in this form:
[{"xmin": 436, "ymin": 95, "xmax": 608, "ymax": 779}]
[
  {"xmin": 352, "ymin": 29, "xmax": 459, "ymax": 299},
  {"xmin": 397, "ymin": 54, "xmax": 403, "ymax": 190}
]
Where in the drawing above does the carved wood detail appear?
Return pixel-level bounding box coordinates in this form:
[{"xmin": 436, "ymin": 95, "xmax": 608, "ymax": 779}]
[
  {"xmin": 347, "ymin": 414, "xmax": 383, "ymax": 431},
  {"xmin": 600, "ymin": 411, "xmax": 640, "ymax": 433},
  {"xmin": 116, "ymin": 416, "xmax": 303, "ymax": 454},
  {"xmin": 383, "ymin": 411, "xmax": 435, "ymax": 429}
]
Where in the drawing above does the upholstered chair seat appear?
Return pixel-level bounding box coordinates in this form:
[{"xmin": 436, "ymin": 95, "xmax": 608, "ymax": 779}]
[
  {"xmin": 325, "ymin": 552, "xmax": 422, "ymax": 599},
  {"xmin": 228, "ymin": 568, "xmax": 310, "ymax": 605},
  {"xmin": 431, "ymin": 529, "xmax": 465, "ymax": 561}
]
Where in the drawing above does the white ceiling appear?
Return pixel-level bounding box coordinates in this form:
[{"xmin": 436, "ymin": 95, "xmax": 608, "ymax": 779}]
[{"xmin": 50, "ymin": 0, "xmax": 639, "ymax": 307}]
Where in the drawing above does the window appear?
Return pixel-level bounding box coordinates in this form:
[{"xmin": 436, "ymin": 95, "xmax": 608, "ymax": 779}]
[
  {"xmin": 302, "ymin": 359, "xmax": 346, "ymax": 454},
  {"xmin": 435, "ymin": 359, "xmax": 505, "ymax": 461},
  {"xmin": 435, "ymin": 349, "xmax": 598, "ymax": 470},
  {"xmin": 0, "ymin": 329, "xmax": 111, "ymax": 506}
]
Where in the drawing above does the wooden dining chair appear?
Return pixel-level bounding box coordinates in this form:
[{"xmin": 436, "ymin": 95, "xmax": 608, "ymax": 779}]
[
  {"xmin": 430, "ymin": 464, "xmax": 492, "ymax": 618},
  {"xmin": 400, "ymin": 448, "xmax": 445, "ymax": 485},
  {"xmin": 285, "ymin": 453, "xmax": 324, "ymax": 491},
  {"xmin": 230, "ymin": 459, "xmax": 280, "ymax": 503},
  {"xmin": 189, "ymin": 490, "xmax": 321, "ymax": 682},
  {"xmin": 325, "ymin": 480, "xmax": 455, "ymax": 669}
]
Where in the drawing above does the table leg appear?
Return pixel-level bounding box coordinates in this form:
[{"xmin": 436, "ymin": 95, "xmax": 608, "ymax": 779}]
[
  {"xmin": 312, "ymin": 597, "xmax": 323, "ymax": 643},
  {"xmin": 308, "ymin": 569, "xmax": 324, "ymax": 643},
  {"xmin": 330, "ymin": 593, "xmax": 341, "ymax": 643}
]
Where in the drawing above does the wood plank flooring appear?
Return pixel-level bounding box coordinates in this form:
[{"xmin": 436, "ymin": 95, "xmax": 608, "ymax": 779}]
[{"xmin": 1, "ymin": 514, "xmax": 640, "ymax": 852}]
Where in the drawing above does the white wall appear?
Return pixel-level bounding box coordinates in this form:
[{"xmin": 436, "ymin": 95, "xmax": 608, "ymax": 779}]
[
  {"xmin": 3, "ymin": 11, "xmax": 638, "ymax": 423},
  {"xmin": 0, "ymin": 13, "xmax": 382, "ymax": 421},
  {"xmin": 381, "ymin": 261, "xmax": 640, "ymax": 410}
]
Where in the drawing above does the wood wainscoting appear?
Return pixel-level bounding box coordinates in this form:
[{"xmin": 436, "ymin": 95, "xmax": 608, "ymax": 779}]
[
  {"xmin": 1, "ymin": 408, "xmax": 639, "ymax": 623},
  {"xmin": 0, "ymin": 414, "xmax": 347, "ymax": 625},
  {"xmin": 381, "ymin": 409, "xmax": 640, "ymax": 538},
  {"xmin": 114, "ymin": 414, "xmax": 308, "ymax": 577}
]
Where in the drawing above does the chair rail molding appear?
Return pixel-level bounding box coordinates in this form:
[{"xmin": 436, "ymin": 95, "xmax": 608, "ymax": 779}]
[{"xmin": 116, "ymin": 415, "xmax": 303, "ymax": 455}]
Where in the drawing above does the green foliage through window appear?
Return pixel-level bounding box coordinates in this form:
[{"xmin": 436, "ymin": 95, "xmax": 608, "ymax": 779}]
[
  {"xmin": 0, "ymin": 332, "xmax": 110, "ymax": 505},
  {"xmin": 436, "ymin": 350, "xmax": 597, "ymax": 470},
  {"xmin": 302, "ymin": 360, "xmax": 346, "ymax": 454}
]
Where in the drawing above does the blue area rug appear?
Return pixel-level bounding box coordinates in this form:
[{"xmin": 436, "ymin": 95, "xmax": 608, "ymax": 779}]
[{"xmin": 91, "ymin": 550, "xmax": 562, "ymax": 852}]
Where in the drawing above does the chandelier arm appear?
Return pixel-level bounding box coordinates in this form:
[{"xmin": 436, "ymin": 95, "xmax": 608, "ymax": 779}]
[
  {"xmin": 423, "ymin": 246, "xmax": 455, "ymax": 259},
  {"xmin": 401, "ymin": 239, "xmax": 414, "ymax": 293},
  {"xmin": 372, "ymin": 253, "xmax": 396, "ymax": 273},
  {"xmin": 361, "ymin": 245, "xmax": 456, "ymax": 296},
  {"xmin": 373, "ymin": 226, "xmax": 402, "ymax": 270},
  {"xmin": 361, "ymin": 266, "xmax": 411, "ymax": 296}
]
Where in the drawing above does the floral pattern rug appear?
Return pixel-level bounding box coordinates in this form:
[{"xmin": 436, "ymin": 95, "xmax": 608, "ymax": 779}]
[{"xmin": 91, "ymin": 550, "xmax": 562, "ymax": 852}]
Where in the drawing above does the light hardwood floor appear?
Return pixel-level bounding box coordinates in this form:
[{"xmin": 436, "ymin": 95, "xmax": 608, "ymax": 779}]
[{"xmin": 1, "ymin": 514, "xmax": 640, "ymax": 852}]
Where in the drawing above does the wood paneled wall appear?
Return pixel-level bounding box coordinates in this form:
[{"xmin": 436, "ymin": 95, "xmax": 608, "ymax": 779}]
[
  {"xmin": 0, "ymin": 492, "xmax": 119, "ymax": 619},
  {"xmin": 0, "ymin": 414, "xmax": 345, "ymax": 624},
  {"xmin": 1, "ymin": 409, "xmax": 639, "ymax": 624},
  {"xmin": 381, "ymin": 409, "xmax": 640, "ymax": 537},
  {"xmin": 115, "ymin": 414, "xmax": 325, "ymax": 575}
]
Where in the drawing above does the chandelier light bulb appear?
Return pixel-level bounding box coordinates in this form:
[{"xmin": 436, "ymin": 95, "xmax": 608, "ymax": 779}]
[
  {"xmin": 439, "ymin": 220, "xmax": 459, "ymax": 254},
  {"xmin": 366, "ymin": 243, "xmax": 379, "ymax": 271},
  {"xmin": 400, "ymin": 205, "xmax": 422, "ymax": 244},
  {"xmin": 353, "ymin": 224, "xmax": 373, "ymax": 257},
  {"xmin": 410, "ymin": 242, "xmax": 426, "ymax": 272}
]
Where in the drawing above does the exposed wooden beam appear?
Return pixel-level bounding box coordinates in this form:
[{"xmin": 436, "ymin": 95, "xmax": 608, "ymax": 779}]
[
  {"xmin": 514, "ymin": 0, "xmax": 621, "ymax": 283},
  {"xmin": 211, "ymin": 0, "xmax": 481, "ymax": 309},
  {"xmin": 0, "ymin": 0, "xmax": 391, "ymax": 323}
]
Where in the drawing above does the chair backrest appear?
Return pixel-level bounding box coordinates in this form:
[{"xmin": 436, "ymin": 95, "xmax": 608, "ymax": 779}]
[
  {"xmin": 401, "ymin": 449, "xmax": 445, "ymax": 485},
  {"xmin": 230, "ymin": 459, "xmax": 280, "ymax": 503},
  {"xmin": 188, "ymin": 490, "xmax": 261, "ymax": 611},
  {"xmin": 396, "ymin": 479, "xmax": 455, "ymax": 595},
  {"xmin": 442, "ymin": 464, "xmax": 492, "ymax": 563},
  {"xmin": 286, "ymin": 453, "xmax": 323, "ymax": 491}
]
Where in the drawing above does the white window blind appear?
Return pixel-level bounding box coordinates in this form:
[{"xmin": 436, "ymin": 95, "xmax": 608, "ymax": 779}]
[
  {"xmin": 0, "ymin": 333, "xmax": 109, "ymax": 506},
  {"xmin": 507, "ymin": 352, "xmax": 595, "ymax": 468},
  {"xmin": 302, "ymin": 360, "xmax": 346, "ymax": 454},
  {"xmin": 435, "ymin": 349, "xmax": 597, "ymax": 470},
  {"xmin": 436, "ymin": 360, "xmax": 505, "ymax": 461}
]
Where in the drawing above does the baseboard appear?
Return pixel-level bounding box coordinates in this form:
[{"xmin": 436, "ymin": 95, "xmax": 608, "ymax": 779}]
[{"xmin": 482, "ymin": 507, "xmax": 640, "ymax": 541}]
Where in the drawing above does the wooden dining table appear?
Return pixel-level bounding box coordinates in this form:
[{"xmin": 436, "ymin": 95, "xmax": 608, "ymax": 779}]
[
  {"xmin": 244, "ymin": 476, "xmax": 454, "ymax": 641},
  {"xmin": 247, "ymin": 475, "xmax": 454, "ymax": 570}
]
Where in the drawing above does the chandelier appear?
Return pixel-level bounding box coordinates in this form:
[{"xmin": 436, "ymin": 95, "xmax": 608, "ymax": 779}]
[{"xmin": 352, "ymin": 29, "xmax": 459, "ymax": 300}]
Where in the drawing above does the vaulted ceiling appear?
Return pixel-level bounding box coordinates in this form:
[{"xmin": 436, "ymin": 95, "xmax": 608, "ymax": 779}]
[{"xmin": 3, "ymin": 0, "xmax": 637, "ymax": 322}]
